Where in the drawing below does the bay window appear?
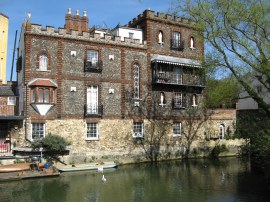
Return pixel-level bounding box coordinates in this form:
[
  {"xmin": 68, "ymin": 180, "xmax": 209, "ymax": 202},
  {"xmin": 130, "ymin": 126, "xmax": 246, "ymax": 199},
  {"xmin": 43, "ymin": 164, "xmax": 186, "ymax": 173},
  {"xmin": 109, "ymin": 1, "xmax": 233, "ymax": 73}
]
[{"xmin": 31, "ymin": 87, "xmax": 56, "ymax": 104}]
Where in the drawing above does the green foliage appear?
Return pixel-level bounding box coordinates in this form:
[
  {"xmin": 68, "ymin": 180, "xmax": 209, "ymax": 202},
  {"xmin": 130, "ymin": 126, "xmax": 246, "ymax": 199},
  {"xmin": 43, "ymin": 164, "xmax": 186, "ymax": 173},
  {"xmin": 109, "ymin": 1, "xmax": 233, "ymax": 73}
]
[
  {"xmin": 205, "ymin": 77, "xmax": 239, "ymax": 108},
  {"xmin": 32, "ymin": 133, "xmax": 70, "ymax": 161},
  {"xmin": 176, "ymin": 0, "xmax": 270, "ymax": 117},
  {"xmin": 237, "ymin": 111, "xmax": 270, "ymax": 168},
  {"xmin": 210, "ymin": 144, "xmax": 229, "ymax": 158}
]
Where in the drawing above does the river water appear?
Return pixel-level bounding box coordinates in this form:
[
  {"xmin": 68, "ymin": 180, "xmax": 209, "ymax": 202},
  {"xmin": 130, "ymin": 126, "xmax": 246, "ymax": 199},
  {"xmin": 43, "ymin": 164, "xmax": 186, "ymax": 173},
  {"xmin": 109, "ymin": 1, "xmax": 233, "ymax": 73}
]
[{"xmin": 0, "ymin": 157, "xmax": 269, "ymax": 202}]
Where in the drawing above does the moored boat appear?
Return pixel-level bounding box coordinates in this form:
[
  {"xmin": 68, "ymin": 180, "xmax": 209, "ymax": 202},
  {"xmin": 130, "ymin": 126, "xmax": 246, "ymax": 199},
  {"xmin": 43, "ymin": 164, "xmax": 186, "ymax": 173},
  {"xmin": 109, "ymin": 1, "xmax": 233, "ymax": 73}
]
[
  {"xmin": 0, "ymin": 163, "xmax": 31, "ymax": 173},
  {"xmin": 57, "ymin": 162, "xmax": 118, "ymax": 172},
  {"xmin": 0, "ymin": 162, "xmax": 45, "ymax": 173}
]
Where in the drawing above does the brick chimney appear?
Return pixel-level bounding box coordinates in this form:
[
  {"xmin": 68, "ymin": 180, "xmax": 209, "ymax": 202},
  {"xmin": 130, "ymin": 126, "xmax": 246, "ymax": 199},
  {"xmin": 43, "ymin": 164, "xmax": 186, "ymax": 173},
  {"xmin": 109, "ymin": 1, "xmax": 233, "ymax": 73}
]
[{"xmin": 65, "ymin": 8, "xmax": 89, "ymax": 34}]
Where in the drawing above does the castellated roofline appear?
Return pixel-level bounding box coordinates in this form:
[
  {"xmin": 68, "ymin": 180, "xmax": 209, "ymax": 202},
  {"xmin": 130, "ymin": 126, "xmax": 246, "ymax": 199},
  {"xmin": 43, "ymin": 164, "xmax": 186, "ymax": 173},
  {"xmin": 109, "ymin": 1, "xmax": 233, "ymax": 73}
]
[
  {"xmin": 27, "ymin": 24, "xmax": 146, "ymax": 49},
  {"xmin": 127, "ymin": 9, "xmax": 196, "ymax": 27}
]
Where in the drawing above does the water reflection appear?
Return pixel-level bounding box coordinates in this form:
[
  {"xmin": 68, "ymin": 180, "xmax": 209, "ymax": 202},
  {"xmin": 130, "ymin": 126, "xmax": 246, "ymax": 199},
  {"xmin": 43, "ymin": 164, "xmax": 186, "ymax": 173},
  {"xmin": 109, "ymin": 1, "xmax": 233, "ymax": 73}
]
[{"xmin": 0, "ymin": 158, "xmax": 269, "ymax": 202}]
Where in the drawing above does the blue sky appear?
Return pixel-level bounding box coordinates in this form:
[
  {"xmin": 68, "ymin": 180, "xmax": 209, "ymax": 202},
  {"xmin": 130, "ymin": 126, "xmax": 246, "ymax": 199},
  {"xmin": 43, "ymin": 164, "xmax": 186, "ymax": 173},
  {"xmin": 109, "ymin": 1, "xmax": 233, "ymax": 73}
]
[{"xmin": 0, "ymin": 0, "xmax": 173, "ymax": 81}]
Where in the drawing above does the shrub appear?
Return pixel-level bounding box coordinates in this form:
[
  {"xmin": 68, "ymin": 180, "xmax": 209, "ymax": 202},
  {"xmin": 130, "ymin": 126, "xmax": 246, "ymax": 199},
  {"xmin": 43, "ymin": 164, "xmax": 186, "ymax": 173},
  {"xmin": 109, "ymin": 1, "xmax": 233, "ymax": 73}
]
[{"xmin": 32, "ymin": 133, "xmax": 70, "ymax": 161}]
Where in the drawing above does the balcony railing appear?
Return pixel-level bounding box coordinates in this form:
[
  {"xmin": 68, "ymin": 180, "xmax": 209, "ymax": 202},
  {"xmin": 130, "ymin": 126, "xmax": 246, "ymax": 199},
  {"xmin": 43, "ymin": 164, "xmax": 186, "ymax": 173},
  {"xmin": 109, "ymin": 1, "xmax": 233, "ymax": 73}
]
[
  {"xmin": 171, "ymin": 39, "xmax": 184, "ymax": 51},
  {"xmin": 153, "ymin": 73, "xmax": 204, "ymax": 87},
  {"xmin": 84, "ymin": 104, "xmax": 103, "ymax": 117},
  {"xmin": 84, "ymin": 60, "xmax": 103, "ymax": 73}
]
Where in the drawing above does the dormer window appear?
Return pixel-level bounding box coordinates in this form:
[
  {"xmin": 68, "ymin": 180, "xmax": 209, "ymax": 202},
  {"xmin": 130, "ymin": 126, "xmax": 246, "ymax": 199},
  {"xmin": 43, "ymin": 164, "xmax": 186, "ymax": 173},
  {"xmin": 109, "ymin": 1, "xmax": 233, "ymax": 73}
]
[{"xmin": 39, "ymin": 55, "xmax": 48, "ymax": 71}]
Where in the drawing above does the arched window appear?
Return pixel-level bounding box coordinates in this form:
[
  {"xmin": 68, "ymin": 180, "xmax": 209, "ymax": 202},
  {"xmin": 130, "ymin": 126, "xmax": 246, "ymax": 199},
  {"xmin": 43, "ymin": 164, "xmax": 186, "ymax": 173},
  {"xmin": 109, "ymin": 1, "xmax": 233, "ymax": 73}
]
[
  {"xmin": 39, "ymin": 55, "xmax": 48, "ymax": 71},
  {"xmin": 158, "ymin": 31, "xmax": 163, "ymax": 44},
  {"xmin": 159, "ymin": 92, "xmax": 166, "ymax": 107},
  {"xmin": 192, "ymin": 94, "xmax": 198, "ymax": 107},
  {"xmin": 133, "ymin": 63, "xmax": 140, "ymax": 99},
  {"xmin": 219, "ymin": 124, "xmax": 225, "ymax": 140},
  {"xmin": 190, "ymin": 36, "xmax": 195, "ymax": 48}
]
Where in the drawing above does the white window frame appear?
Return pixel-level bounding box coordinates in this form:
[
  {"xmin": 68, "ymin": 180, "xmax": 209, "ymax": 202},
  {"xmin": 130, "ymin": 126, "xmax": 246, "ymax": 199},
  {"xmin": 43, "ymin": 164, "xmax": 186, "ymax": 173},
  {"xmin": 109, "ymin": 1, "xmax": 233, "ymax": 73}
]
[
  {"xmin": 86, "ymin": 123, "xmax": 99, "ymax": 140},
  {"xmin": 86, "ymin": 85, "xmax": 98, "ymax": 114},
  {"xmin": 39, "ymin": 55, "xmax": 48, "ymax": 71},
  {"xmin": 31, "ymin": 123, "xmax": 45, "ymax": 140},
  {"xmin": 133, "ymin": 64, "xmax": 140, "ymax": 99},
  {"xmin": 219, "ymin": 124, "xmax": 225, "ymax": 140},
  {"xmin": 7, "ymin": 97, "xmax": 16, "ymax": 105},
  {"xmin": 192, "ymin": 94, "xmax": 198, "ymax": 107},
  {"xmin": 190, "ymin": 36, "xmax": 195, "ymax": 49},
  {"xmin": 173, "ymin": 31, "xmax": 181, "ymax": 47},
  {"xmin": 133, "ymin": 122, "xmax": 144, "ymax": 138},
  {"xmin": 158, "ymin": 31, "xmax": 163, "ymax": 44},
  {"xmin": 174, "ymin": 92, "xmax": 183, "ymax": 108},
  {"xmin": 173, "ymin": 122, "xmax": 181, "ymax": 137},
  {"xmin": 87, "ymin": 50, "xmax": 98, "ymax": 67}
]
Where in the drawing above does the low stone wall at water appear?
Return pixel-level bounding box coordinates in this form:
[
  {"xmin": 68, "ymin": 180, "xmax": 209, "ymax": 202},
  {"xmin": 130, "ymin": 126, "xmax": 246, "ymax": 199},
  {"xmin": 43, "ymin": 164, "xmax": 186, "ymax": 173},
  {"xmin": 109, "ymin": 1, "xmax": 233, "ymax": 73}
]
[{"xmin": 9, "ymin": 109, "xmax": 246, "ymax": 165}]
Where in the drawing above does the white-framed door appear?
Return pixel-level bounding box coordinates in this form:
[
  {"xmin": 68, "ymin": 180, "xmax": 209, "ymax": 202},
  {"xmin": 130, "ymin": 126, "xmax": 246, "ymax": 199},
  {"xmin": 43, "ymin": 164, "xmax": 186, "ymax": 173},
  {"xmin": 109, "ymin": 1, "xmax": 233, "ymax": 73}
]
[{"xmin": 87, "ymin": 86, "xmax": 98, "ymax": 114}]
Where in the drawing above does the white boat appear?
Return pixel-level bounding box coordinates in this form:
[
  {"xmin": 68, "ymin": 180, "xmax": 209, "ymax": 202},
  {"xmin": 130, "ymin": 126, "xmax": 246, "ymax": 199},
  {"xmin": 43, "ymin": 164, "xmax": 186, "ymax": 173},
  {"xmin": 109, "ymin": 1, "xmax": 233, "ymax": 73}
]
[{"xmin": 57, "ymin": 162, "xmax": 118, "ymax": 172}]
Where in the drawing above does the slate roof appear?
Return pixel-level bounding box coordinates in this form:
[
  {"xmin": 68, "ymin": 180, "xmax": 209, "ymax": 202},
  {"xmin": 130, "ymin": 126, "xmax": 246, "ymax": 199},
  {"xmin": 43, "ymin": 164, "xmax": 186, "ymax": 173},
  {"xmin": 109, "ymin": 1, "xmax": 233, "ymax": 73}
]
[{"xmin": 0, "ymin": 86, "xmax": 17, "ymax": 96}]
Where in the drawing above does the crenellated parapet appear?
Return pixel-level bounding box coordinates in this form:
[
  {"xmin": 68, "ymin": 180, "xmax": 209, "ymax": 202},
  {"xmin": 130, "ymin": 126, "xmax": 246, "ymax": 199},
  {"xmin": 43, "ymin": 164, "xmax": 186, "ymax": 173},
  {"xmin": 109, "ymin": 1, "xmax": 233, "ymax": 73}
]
[
  {"xmin": 28, "ymin": 23, "xmax": 146, "ymax": 49},
  {"xmin": 127, "ymin": 9, "xmax": 196, "ymax": 27}
]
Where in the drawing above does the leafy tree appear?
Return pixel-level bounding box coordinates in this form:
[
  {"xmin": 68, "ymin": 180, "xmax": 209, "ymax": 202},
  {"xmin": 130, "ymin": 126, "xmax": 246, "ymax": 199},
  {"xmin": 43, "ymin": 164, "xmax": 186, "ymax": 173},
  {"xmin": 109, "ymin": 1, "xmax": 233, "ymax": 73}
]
[
  {"xmin": 172, "ymin": 0, "xmax": 270, "ymax": 118},
  {"xmin": 205, "ymin": 77, "xmax": 239, "ymax": 108},
  {"xmin": 32, "ymin": 133, "xmax": 70, "ymax": 163}
]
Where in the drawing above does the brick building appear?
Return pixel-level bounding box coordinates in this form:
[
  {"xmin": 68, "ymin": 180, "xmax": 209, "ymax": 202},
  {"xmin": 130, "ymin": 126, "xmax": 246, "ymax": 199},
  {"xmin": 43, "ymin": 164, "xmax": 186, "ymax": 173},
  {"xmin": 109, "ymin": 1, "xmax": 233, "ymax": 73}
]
[
  {"xmin": 12, "ymin": 9, "xmax": 237, "ymax": 163},
  {"xmin": 0, "ymin": 82, "xmax": 23, "ymax": 154}
]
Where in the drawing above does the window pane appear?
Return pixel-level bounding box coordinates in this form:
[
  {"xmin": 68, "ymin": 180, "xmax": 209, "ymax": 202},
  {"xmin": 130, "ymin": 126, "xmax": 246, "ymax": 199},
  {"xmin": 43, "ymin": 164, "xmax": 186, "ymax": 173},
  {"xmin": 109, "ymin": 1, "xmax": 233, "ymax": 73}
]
[
  {"xmin": 173, "ymin": 123, "xmax": 181, "ymax": 135},
  {"xmin": 190, "ymin": 37, "xmax": 194, "ymax": 48},
  {"xmin": 87, "ymin": 50, "xmax": 98, "ymax": 66},
  {"xmin": 8, "ymin": 97, "xmax": 16, "ymax": 105},
  {"xmin": 87, "ymin": 123, "xmax": 98, "ymax": 138},
  {"xmin": 32, "ymin": 123, "xmax": 44, "ymax": 139},
  {"xmin": 134, "ymin": 64, "xmax": 139, "ymax": 99},
  {"xmin": 52, "ymin": 90, "xmax": 55, "ymax": 103},
  {"xmin": 44, "ymin": 89, "xmax": 50, "ymax": 103},
  {"xmin": 174, "ymin": 93, "xmax": 182, "ymax": 107},
  {"xmin": 31, "ymin": 89, "xmax": 35, "ymax": 103},
  {"xmin": 38, "ymin": 89, "xmax": 43, "ymax": 103},
  {"xmin": 87, "ymin": 86, "xmax": 98, "ymax": 114},
  {"xmin": 39, "ymin": 55, "xmax": 48, "ymax": 70},
  {"xmin": 133, "ymin": 122, "xmax": 143, "ymax": 137}
]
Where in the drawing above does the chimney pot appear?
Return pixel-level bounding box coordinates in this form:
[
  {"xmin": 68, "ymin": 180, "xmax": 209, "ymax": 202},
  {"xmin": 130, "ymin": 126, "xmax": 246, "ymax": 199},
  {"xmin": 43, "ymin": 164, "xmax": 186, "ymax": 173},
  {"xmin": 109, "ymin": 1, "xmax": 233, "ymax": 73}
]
[
  {"xmin": 76, "ymin": 10, "xmax": 79, "ymax": 15},
  {"xmin": 68, "ymin": 8, "xmax": 71, "ymax": 14},
  {"xmin": 83, "ymin": 11, "xmax": 87, "ymax": 17}
]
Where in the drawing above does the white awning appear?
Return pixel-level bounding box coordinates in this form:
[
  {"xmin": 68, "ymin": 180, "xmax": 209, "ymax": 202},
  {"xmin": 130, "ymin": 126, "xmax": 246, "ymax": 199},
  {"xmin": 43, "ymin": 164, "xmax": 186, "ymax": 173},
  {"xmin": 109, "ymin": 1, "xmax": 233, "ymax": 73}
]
[{"xmin": 151, "ymin": 54, "xmax": 201, "ymax": 68}]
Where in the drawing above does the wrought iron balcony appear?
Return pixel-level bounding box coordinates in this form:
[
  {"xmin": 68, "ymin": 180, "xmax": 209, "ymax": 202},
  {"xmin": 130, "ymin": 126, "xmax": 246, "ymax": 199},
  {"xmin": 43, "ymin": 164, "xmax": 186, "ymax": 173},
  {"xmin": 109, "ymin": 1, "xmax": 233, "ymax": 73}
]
[
  {"xmin": 84, "ymin": 104, "xmax": 103, "ymax": 117},
  {"xmin": 153, "ymin": 73, "xmax": 204, "ymax": 87},
  {"xmin": 171, "ymin": 39, "xmax": 184, "ymax": 51},
  {"xmin": 84, "ymin": 60, "xmax": 103, "ymax": 73}
]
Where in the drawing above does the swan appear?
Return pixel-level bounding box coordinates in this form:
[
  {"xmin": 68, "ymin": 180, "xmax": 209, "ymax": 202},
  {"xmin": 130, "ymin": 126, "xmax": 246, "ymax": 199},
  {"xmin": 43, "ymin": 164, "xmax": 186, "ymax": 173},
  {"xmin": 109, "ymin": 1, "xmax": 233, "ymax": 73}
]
[{"xmin": 102, "ymin": 174, "xmax": 106, "ymax": 182}]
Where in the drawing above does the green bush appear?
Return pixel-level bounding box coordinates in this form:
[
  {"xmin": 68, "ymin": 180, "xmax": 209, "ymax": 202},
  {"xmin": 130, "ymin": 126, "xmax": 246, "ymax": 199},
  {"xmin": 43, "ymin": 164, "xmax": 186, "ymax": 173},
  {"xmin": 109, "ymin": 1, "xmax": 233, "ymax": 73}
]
[
  {"xmin": 210, "ymin": 144, "xmax": 229, "ymax": 158},
  {"xmin": 32, "ymin": 133, "xmax": 70, "ymax": 161}
]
